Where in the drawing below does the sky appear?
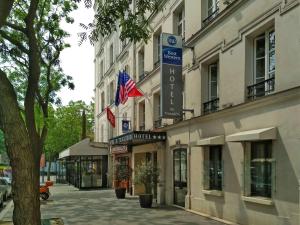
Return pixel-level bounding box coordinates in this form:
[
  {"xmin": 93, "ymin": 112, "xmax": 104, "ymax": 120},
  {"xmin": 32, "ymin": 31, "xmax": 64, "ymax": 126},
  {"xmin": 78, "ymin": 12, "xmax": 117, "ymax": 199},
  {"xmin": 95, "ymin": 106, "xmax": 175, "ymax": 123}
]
[{"xmin": 58, "ymin": 3, "xmax": 95, "ymax": 106}]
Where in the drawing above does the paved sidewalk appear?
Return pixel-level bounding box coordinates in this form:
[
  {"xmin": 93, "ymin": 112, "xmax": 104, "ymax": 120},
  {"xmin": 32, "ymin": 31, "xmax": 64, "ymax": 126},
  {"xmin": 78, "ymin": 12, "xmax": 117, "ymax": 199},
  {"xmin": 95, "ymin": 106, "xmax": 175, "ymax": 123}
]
[{"xmin": 1, "ymin": 184, "xmax": 228, "ymax": 225}]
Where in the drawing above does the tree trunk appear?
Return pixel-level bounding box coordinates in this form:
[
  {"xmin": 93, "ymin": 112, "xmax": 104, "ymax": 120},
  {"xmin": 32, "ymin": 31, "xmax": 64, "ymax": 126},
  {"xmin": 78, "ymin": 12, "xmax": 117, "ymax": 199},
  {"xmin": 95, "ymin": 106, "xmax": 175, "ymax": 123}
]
[
  {"xmin": 47, "ymin": 159, "xmax": 52, "ymax": 181},
  {"xmin": 0, "ymin": 0, "xmax": 14, "ymax": 28},
  {"xmin": 0, "ymin": 70, "xmax": 41, "ymax": 225}
]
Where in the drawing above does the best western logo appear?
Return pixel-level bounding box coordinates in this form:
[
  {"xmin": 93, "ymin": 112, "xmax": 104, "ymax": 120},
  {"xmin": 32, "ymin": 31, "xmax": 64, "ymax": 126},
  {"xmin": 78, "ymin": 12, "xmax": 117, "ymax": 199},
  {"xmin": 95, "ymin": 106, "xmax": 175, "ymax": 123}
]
[{"xmin": 167, "ymin": 36, "xmax": 177, "ymax": 46}]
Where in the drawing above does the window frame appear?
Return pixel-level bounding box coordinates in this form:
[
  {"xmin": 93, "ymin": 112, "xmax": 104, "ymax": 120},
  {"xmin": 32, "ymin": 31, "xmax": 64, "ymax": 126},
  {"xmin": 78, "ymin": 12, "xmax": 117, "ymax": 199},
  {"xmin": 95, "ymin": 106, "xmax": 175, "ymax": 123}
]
[
  {"xmin": 253, "ymin": 28, "xmax": 275, "ymax": 83},
  {"xmin": 203, "ymin": 145, "xmax": 223, "ymax": 191},
  {"xmin": 242, "ymin": 141, "xmax": 276, "ymax": 199},
  {"xmin": 208, "ymin": 62, "xmax": 219, "ymax": 101}
]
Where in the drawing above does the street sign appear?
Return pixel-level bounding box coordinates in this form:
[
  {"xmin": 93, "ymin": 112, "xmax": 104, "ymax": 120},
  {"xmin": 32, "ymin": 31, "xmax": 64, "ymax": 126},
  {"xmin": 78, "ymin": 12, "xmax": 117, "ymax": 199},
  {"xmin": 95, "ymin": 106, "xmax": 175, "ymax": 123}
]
[{"xmin": 160, "ymin": 33, "xmax": 183, "ymax": 119}]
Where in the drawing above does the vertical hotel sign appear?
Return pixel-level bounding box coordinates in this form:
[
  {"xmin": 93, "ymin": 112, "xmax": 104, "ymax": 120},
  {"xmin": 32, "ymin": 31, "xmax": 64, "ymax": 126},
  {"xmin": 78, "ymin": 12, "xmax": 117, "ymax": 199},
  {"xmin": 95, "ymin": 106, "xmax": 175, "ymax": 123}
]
[{"xmin": 160, "ymin": 33, "xmax": 183, "ymax": 118}]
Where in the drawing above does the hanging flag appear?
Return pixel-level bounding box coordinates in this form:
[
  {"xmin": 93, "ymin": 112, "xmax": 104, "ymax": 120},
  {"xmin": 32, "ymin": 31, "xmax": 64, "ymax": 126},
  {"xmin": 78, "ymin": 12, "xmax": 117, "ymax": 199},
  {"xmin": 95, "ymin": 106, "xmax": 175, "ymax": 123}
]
[
  {"xmin": 106, "ymin": 107, "xmax": 116, "ymax": 128},
  {"xmin": 115, "ymin": 71, "xmax": 122, "ymax": 106},
  {"xmin": 115, "ymin": 71, "xmax": 143, "ymax": 106}
]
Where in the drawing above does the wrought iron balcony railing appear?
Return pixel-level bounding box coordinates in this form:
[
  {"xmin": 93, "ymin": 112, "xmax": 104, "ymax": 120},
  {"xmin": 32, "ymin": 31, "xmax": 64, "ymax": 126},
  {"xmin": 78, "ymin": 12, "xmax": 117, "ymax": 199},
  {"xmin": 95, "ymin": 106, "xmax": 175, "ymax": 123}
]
[
  {"xmin": 247, "ymin": 77, "xmax": 275, "ymax": 100},
  {"xmin": 203, "ymin": 98, "xmax": 219, "ymax": 114},
  {"xmin": 202, "ymin": 8, "xmax": 220, "ymax": 27}
]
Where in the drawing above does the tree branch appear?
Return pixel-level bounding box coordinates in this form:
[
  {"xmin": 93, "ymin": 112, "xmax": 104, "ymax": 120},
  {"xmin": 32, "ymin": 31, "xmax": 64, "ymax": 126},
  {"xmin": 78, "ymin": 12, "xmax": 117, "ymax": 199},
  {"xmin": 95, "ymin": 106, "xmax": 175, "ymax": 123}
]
[
  {"xmin": 5, "ymin": 22, "xmax": 26, "ymax": 34},
  {"xmin": 0, "ymin": 30, "xmax": 29, "ymax": 54}
]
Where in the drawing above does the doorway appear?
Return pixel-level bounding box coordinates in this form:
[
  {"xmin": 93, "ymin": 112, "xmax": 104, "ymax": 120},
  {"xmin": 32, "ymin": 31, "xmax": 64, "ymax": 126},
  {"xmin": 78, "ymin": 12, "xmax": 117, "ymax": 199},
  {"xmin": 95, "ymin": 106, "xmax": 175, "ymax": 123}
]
[{"xmin": 173, "ymin": 148, "xmax": 187, "ymax": 207}]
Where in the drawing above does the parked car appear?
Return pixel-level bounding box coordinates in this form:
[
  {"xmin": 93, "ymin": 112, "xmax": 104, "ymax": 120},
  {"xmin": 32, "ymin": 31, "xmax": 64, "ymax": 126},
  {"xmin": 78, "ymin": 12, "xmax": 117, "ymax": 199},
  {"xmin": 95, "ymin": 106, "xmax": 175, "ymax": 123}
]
[
  {"xmin": 0, "ymin": 176, "xmax": 11, "ymax": 185},
  {"xmin": 0, "ymin": 178, "xmax": 12, "ymax": 201}
]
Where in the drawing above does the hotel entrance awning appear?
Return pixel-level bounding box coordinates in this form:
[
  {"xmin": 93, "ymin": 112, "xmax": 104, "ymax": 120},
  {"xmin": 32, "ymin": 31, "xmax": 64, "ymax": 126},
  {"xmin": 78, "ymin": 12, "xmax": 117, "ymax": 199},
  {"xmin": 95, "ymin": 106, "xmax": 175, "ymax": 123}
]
[{"xmin": 109, "ymin": 131, "xmax": 167, "ymax": 146}]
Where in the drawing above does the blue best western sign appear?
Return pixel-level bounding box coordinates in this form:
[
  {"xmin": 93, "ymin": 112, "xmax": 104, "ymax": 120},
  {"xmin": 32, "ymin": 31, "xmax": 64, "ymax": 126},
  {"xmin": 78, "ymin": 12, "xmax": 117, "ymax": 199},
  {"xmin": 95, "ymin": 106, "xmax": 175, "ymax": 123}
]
[{"xmin": 160, "ymin": 33, "xmax": 183, "ymax": 119}]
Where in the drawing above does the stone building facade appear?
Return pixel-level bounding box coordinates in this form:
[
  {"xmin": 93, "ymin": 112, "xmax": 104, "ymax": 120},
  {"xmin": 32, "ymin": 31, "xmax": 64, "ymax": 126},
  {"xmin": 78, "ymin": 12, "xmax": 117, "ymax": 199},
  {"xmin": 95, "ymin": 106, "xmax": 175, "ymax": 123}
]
[{"xmin": 94, "ymin": 0, "xmax": 300, "ymax": 224}]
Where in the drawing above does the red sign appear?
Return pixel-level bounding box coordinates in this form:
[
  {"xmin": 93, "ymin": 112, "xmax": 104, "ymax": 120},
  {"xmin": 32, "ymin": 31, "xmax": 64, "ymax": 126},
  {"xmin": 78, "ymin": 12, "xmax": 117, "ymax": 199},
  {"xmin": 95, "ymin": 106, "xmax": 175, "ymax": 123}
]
[
  {"xmin": 111, "ymin": 146, "xmax": 128, "ymax": 154},
  {"xmin": 106, "ymin": 107, "xmax": 115, "ymax": 128}
]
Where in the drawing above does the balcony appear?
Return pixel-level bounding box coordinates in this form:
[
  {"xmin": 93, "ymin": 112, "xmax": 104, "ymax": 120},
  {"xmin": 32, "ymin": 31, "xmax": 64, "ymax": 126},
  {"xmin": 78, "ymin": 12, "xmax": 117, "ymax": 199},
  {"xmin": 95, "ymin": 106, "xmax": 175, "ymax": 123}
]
[
  {"xmin": 153, "ymin": 119, "xmax": 162, "ymax": 129},
  {"xmin": 247, "ymin": 77, "xmax": 275, "ymax": 100},
  {"xmin": 202, "ymin": 8, "xmax": 220, "ymax": 27},
  {"xmin": 203, "ymin": 98, "xmax": 219, "ymax": 114}
]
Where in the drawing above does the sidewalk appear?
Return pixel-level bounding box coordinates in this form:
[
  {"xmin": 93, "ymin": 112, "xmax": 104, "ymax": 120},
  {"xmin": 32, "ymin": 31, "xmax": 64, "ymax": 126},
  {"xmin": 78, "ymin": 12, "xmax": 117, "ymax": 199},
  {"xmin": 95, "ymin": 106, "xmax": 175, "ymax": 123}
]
[{"xmin": 1, "ymin": 184, "xmax": 228, "ymax": 225}]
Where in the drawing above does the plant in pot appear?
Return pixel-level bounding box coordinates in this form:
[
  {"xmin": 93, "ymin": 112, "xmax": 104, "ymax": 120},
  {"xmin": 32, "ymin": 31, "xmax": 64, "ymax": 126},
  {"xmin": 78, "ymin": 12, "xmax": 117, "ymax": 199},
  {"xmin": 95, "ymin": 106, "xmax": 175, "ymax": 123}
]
[
  {"xmin": 114, "ymin": 164, "xmax": 130, "ymax": 199},
  {"xmin": 134, "ymin": 161, "xmax": 159, "ymax": 208}
]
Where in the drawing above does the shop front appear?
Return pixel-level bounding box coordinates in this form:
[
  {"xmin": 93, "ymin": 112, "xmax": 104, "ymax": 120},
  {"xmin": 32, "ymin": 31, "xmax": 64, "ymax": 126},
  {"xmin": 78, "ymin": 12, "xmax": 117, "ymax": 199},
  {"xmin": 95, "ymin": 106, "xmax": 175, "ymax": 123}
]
[
  {"xmin": 111, "ymin": 145, "xmax": 132, "ymax": 194},
  {"xmin": 58, "ymin": 139, "xmax": 109, "ymax": 189},
  {"xmin": 110, "ymin": 131, "xmax": 166, "ymax": 203}
]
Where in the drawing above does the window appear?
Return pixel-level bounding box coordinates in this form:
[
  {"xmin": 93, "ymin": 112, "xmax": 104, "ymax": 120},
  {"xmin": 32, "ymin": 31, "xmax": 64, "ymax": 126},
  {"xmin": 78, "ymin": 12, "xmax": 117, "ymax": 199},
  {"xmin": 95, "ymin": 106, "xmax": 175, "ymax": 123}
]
[
  {"xmin": 100, "ymin": 60, "xmax": 104, "ymax": 79},
  {"xmin": 109, "ymin": 81, "xmax": 115, "ymax": 105},
  {"xmin": 109, "ymin": 43, "xmax": 114, "ymax": 66},
  {"xmin": 139, "ymin": 101, "xmax": 145, "ymax": 131},
  {"xmin": 203, "ymin": 62, "xmax": 219, "ymax": 114},
  {"xmin": 153, "ymin": 92, "xmax": 161, "ymax": 128},
  {"xmin": 153, "ymin": 29, "xmax": 161, "ymax": 68},
  {"xmin": 242, "ymin": 141, "xmax": 275, "ymax": 198},
  {"xmin": 203, "ymin": 146, "xmax": 223, "ymax": 191},
  {"xmin": 250, "ymin": 141, "xmax": 272, "ymax": 198},
  {"xmin": 208, "ymin": 62, "xmax": 218, "ymax": 100},
  {"xmin": 138, "ymin": 48, "xmax": 145, "ymax": 80},
  {"xmin": 249, "ymin": 29, "xmax": 275, "ymax": 99},
  {"xmin": 203, "ymin": 0, "xmax": 220, "ymax": 25},
  {"xmin": 174, "ymin": 6, "xmax": 185, "ymax": 39},
  {"xmin": 101, "ymin": 92, "xmax": 105, "ymax": 112}
]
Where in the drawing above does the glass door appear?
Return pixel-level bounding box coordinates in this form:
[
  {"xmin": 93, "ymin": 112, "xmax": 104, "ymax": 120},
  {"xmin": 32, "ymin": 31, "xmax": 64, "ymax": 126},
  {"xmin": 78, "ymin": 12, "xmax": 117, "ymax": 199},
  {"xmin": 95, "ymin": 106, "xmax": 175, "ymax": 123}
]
[{"xmin": 173, "ymin": 149, "xmax": 187, "ymax": 207}]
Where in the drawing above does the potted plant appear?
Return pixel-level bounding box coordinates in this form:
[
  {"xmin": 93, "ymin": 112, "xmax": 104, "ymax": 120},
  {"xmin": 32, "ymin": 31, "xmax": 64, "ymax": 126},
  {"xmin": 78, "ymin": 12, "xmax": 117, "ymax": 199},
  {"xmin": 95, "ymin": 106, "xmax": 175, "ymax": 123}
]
[
  {"xmin": 114, "ymin": 164, "xmax": 130, "ymax": 199},
  {"xmin": 134, "ymin": 161, "xmax": 159, "ymax": 208}
]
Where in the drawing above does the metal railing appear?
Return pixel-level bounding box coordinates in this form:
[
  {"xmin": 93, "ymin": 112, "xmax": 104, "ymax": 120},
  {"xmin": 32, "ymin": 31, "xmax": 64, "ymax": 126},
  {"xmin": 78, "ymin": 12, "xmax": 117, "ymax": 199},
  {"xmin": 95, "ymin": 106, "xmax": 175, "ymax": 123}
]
[
  {"xmin": 247, "ymin": 77, "xmax": 275, "ymax": 100},
  {"xmin": 153, "ymin": 119, "xmax": 162, "ymax": 129},
  {"xmin": 202, "ymin": 7, "xmax": 220, "ymax": 27},
  {"xmin": 203, "ymin": 98, "xmax": 219, "ymax": 114}
]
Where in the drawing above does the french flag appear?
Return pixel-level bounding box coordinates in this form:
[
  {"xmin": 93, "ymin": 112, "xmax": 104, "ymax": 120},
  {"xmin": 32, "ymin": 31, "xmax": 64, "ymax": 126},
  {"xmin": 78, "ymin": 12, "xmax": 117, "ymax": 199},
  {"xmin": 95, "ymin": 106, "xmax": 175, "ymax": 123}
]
[{"xmin": 115, "ymin": 71, "xmax": 143, "ymax": 106}]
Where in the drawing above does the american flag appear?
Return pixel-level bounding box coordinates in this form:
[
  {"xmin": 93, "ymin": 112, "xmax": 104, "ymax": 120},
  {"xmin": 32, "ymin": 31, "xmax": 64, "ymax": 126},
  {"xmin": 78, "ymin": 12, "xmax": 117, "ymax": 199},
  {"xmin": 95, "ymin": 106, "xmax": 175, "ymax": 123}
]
[{"xmin": 115, "ymin": 71, "xmax": 143, "ymax": 106}]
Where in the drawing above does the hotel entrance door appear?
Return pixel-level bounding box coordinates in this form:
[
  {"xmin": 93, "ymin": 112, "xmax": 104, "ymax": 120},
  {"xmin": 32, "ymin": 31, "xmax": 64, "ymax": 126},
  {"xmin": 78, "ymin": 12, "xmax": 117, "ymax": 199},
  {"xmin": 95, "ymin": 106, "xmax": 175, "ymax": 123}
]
[{"xmin": 173, "ymin": 148, "xmax": 187, "ymax": 207}]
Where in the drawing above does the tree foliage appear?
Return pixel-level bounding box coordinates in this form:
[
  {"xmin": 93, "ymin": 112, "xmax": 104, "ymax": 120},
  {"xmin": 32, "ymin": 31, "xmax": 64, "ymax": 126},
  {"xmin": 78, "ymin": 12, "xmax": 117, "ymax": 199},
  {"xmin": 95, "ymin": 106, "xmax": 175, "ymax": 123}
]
[
  {"xmin": 44, "ymin": 101, "xmax": 94, "ymax": 160},
  {"xmin": 0, "ymin": 1, "xmax": 78, "ymax": 224},
  {"xmin": 78, "ymin": 0, "xmax": 160, "ymax": 44},
  {"xmin": 0, "ymin": 129, "xmax": 6, "ymax": 155}
]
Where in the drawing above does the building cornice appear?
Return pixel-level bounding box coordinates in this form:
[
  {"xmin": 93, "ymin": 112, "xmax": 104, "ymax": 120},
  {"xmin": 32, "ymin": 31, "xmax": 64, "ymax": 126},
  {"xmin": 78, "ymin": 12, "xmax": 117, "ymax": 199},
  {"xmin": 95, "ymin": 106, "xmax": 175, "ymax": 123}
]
[{"xmin": 158, "ymin": 86, "xmax": 300, "ymax": 132}]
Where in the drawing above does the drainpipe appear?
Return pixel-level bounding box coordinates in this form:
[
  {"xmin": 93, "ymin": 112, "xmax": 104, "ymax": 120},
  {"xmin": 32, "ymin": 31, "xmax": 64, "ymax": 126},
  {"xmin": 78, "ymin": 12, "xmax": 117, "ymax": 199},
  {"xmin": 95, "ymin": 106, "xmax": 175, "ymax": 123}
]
[{"xmin": 188, "ymin": 119, "xmax": 192, "ymax": 210}]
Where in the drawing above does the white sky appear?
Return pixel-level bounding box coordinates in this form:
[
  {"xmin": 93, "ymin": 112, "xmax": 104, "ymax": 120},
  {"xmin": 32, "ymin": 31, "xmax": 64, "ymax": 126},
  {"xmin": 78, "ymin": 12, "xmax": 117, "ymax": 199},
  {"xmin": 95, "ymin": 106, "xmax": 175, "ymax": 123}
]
[{"xmin": 58, "ymin": 3, "xmax": 95, "ymax": 106}]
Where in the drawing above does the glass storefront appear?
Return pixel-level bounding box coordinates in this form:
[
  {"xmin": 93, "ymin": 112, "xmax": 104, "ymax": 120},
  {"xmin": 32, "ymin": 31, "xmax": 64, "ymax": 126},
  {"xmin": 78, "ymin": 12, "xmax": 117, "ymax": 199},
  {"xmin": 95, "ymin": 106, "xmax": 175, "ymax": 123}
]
[{"xmin": 58, "ymin": 155, "xmax": 108, "ymax": 189}]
